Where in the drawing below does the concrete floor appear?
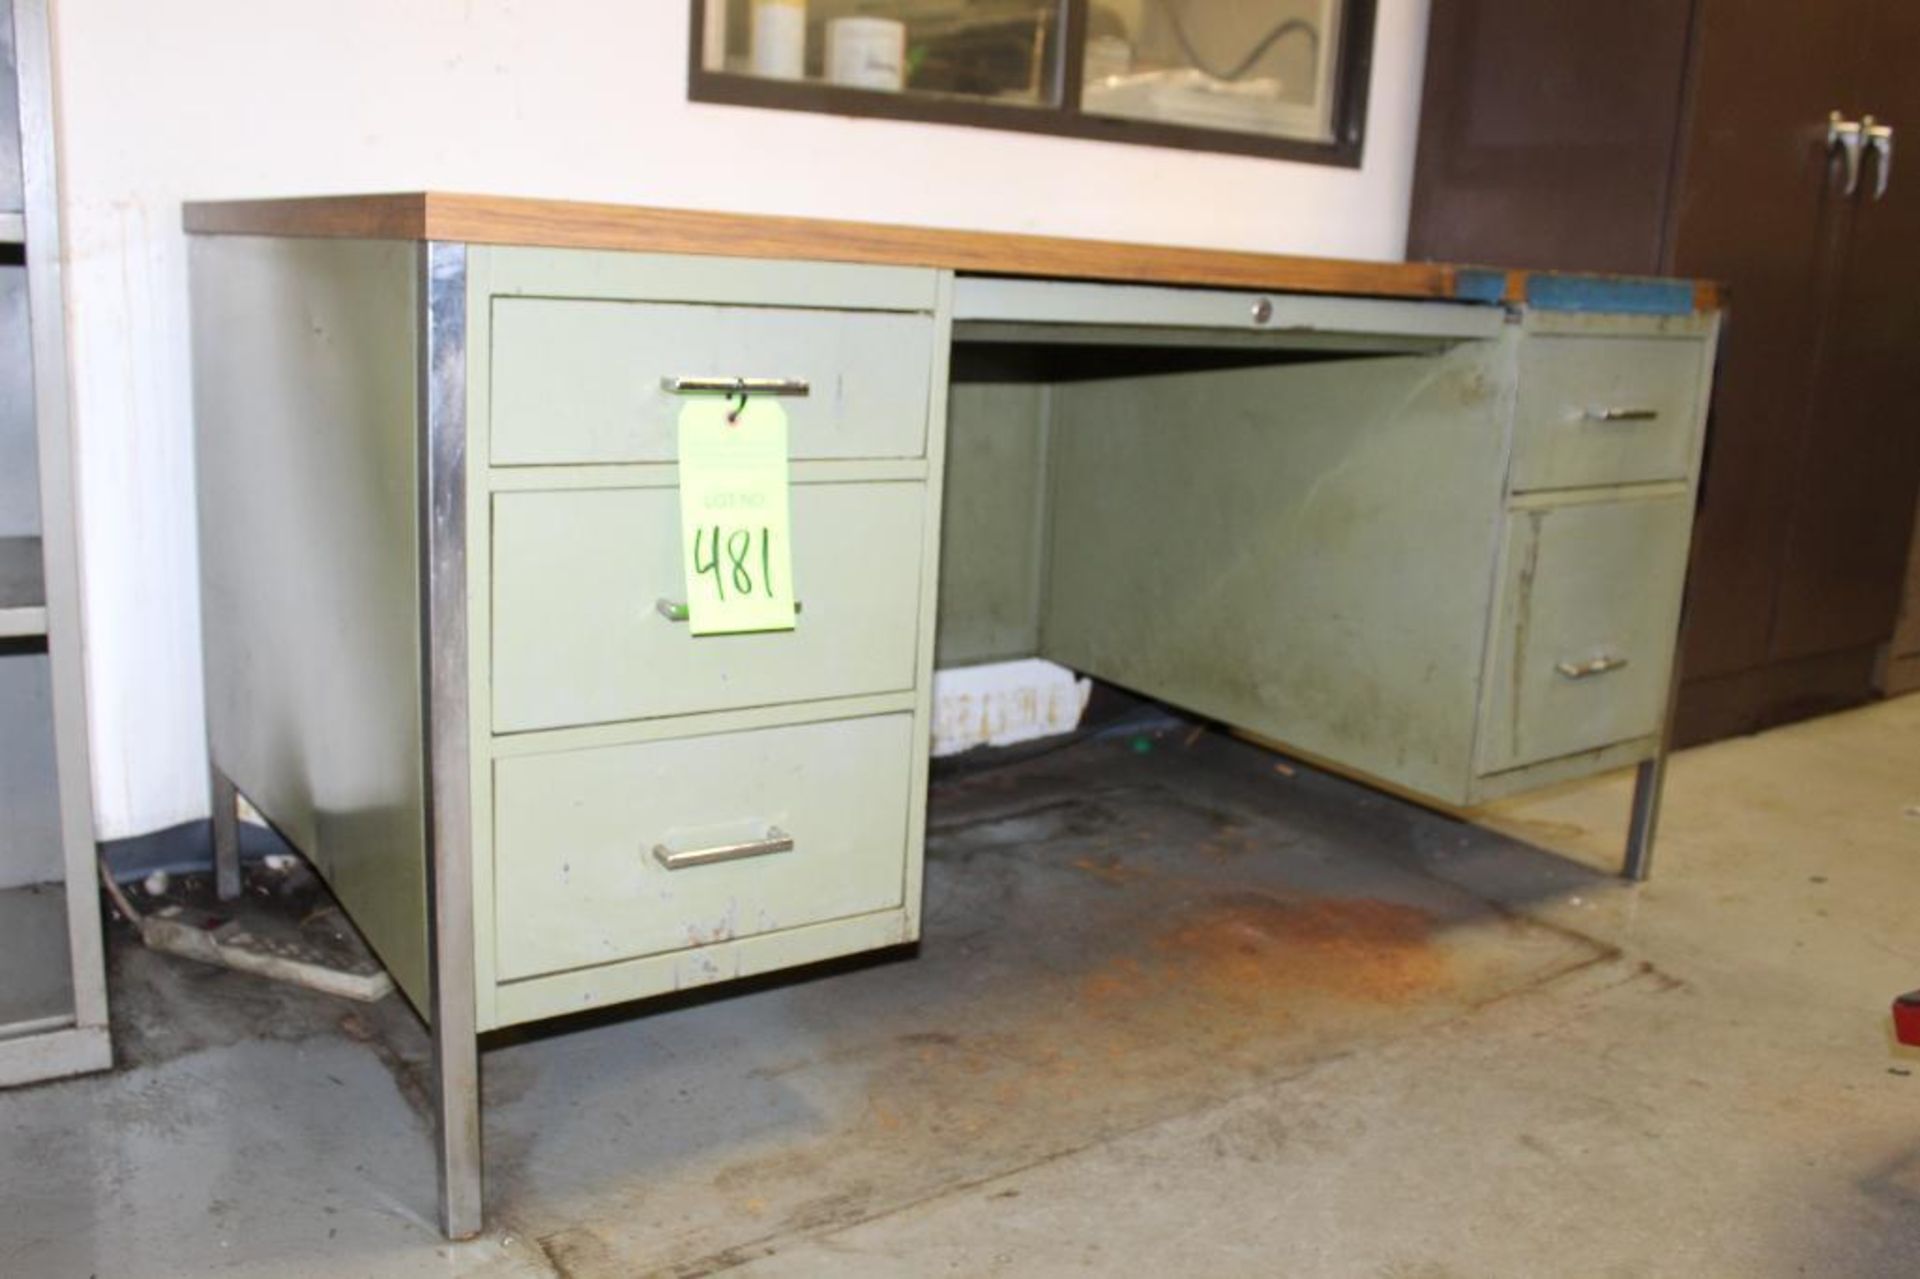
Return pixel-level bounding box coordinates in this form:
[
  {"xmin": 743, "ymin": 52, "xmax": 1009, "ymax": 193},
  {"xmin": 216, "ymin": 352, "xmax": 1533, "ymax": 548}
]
[{"xmin": 3, "ymin": 697, "xmax": 1918, "ymax": 1277}]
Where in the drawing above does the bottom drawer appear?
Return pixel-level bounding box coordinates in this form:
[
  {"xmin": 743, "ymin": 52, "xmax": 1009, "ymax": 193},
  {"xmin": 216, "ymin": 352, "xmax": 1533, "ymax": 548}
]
[
  {"xmin": 494, "ymin": 713, "xmax": 915, "ymax": 982},
  {"xmin": 1482, "ymin": 495, "xmax": 1691, "ymax": 773}
]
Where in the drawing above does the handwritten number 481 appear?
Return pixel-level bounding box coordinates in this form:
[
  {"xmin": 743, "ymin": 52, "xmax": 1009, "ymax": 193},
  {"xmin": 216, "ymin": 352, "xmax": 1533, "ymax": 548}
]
[{"xmin": 693, "ymin": 525, "xmax": 775, "ymax": 601}]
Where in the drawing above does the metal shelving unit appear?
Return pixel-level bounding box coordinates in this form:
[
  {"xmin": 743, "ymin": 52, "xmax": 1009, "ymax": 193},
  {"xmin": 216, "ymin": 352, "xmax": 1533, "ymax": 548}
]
[{"xmin": 0, "ymin": 0, "xmax": 109, "ymax": 1088}]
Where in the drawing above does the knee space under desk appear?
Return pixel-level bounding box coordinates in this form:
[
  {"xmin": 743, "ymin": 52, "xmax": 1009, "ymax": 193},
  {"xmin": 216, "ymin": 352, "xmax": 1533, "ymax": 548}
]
[{"xmin": 938, "ymin": 303, "xmax": 1713, "ymax": 811}]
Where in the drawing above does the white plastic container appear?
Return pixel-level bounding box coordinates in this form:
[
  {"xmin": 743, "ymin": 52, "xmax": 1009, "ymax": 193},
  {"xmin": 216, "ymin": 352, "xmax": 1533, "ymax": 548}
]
[
  {"xmin": 701, "ymin": 0, "xmax": 729, "ymax": 71},
  {"xmin": 751, "ymin": 0, "xmax": 806, "ymax": 81},
  {"xmin": 826, "ymin": 16, "xmax": 906, "ymax": 92}
]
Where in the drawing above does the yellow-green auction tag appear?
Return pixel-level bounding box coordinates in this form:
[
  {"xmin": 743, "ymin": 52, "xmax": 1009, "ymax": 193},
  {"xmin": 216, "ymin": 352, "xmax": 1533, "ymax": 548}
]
[{"xmin": 676, "ymin": 398, "xmax": 796, "ymax": 635}]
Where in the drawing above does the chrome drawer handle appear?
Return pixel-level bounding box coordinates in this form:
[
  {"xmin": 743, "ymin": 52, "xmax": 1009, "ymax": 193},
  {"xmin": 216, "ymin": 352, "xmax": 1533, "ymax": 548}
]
[
  {"xmin": 657, "ymin": 598, "xmax": 802, "ymax": 622},
  {"xmin": 660, "ymin": 376, "xmax": 811, "ymax": 397},
  {"xmin": 653, "ymin": 827, "xmax": 793, "ymax": 870},
  {"xmin": 1582, "ymin": 406, "xmax": 1659, "ymax": 422},
  {"xmin": 1557, "ymin": 655, "xmax": 1629, "ymax": 680}
]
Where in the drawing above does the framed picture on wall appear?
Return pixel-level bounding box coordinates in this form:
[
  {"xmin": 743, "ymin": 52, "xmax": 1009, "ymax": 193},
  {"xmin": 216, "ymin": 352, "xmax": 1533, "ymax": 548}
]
[{"xmin": 688, "ymin": 0, "xmax": 1377, "ymax": 166}]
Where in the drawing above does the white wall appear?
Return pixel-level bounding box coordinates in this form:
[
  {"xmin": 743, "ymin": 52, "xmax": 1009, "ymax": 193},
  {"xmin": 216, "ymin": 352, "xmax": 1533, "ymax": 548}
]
[{"xmin": 49, "ymin": 0, "xmax": 1430, "ymax": 839}]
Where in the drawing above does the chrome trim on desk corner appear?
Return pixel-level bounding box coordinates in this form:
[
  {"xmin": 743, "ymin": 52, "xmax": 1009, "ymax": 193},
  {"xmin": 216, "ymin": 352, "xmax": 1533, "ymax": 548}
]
[{"xmin": 419, "ymin": 241, "xmax": 483, "ymax": 1240}]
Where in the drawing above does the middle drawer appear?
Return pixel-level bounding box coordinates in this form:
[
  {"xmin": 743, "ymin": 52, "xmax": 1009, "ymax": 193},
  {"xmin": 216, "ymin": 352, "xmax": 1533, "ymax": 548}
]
[{"xmin": 493, "ymin": 482, "xmax": 927, "ymax": 734}]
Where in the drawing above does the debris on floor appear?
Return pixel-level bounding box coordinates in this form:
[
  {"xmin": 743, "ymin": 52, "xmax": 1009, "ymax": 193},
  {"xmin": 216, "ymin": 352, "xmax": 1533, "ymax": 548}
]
[{"xmin": 99, "ymin": 854, "xmax": 392, "ymax": 1002}]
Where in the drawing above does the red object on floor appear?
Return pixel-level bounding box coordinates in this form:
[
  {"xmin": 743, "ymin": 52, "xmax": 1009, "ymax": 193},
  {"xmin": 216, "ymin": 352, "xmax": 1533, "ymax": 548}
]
[{"xmin": 1895, "ymin": 991, "xmax": 1920, "ymax": 1047}]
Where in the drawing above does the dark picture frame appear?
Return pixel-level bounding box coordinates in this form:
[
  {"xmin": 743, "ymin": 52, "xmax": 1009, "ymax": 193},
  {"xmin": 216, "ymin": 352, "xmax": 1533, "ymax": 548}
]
[{"xmin": 687, "ymin": 0, "xmax": 1376, "ymax": 167}]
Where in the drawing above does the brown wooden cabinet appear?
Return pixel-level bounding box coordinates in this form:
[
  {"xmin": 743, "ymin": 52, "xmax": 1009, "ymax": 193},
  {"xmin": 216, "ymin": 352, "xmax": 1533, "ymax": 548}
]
[
  {"xmin": 1408, "ymin": 0, "xmax": 1920, "ymax": 744},
  {"xmin": 1885, "ymin": 506, "xmax": 1920, "ymax": 695}
]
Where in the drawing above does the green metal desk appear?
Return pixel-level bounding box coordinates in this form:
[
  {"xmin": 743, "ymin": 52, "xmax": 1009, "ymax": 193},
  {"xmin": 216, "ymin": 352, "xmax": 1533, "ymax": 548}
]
[{"xmin": 184, "ymin": 194, "xmax": 1721, "ymax": 1238}]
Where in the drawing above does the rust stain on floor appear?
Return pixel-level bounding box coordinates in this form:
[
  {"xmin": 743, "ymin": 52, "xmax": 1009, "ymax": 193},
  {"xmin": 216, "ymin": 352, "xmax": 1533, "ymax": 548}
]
[
  {"xmin": 1075, "ymin": 892, "xmax": 1449, "ymax": 1021},
  {"xmin": 845, "ymin": 893, "xmax": 1456, "ymax": 1154},
  {"xmin": 1152, "ymin": 894, "xmax": 1449, "ymax": 1006},
  {"xmin": 1070, "ymin": 854, "xmax": 1153, "ymax": 886}
]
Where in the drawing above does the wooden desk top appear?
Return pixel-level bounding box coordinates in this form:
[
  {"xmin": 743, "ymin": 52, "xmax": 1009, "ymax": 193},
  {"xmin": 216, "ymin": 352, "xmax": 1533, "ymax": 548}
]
[{"xmin": 184, "ymin": 192, "xmax": 1722, "ymax": 311}]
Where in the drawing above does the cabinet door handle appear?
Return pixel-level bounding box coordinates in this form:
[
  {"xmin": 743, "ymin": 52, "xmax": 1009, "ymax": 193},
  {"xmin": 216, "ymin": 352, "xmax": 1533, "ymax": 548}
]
[
  {"xmin": 1557, "ymin": 655, "xmax": 1629, "ymax": 680},
  {"xmin": 1582, "ymin": 406, "xmax": 1659, "ymax": 422},
  {"xmin": 1864, "ymin": 117, "xmax": 1895, "ymax": 200},
  {"xmin": 653, "ymin": 827, "xmax": 793, "ymax": 870},
  {"xmin": 657, "ymin": 598, "xmax": 802, "ymax": 622},
  {"xmin": 1830, "ymin": 112, "xmax": 1866, "ymax": 196},
  {"xmin": 660, "ymin": 376, "xmax": 811, "ymax": 397}
]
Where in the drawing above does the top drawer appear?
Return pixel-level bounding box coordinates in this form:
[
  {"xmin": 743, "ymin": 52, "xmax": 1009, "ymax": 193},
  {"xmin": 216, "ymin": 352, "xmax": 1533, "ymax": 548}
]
[
  {"xmin": 490, "ymin": 298, "xmax": 936, "ymax": 465},
  {"xmin": 1510, "ymin": 336, "xmax": 1706, "ymax": 492}
]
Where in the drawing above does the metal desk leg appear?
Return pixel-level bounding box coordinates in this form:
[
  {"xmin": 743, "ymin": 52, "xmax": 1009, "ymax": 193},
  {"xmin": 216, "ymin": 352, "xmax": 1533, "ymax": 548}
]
[
  {"xmin": 210, "ymin": 766, "xmax": 241, "ymax": 901},
  {"xmin": 429, "ymin": 959, "xmax": 482, "ymax": 1239},
  {"xmin": 1626, "ymin": 590, "xmax": 1698, "ymax": 880},
  {"xmin": 1622, "ymin": 754, "xmax": 1664, "ymax": 881}
]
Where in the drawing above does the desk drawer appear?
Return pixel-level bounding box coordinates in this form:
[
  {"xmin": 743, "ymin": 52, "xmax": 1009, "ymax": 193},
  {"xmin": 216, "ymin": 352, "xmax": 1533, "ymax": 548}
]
[
  {"xmin": 492, "ymin": 482, "xmax": 926, "ymax": 733},
  {"xmin": 1510, "ymin": 337, "xmax": 1705, "ymax": 492},
  {"xmin": 493, "ymin": 713, "xmax": 915, "ymax": 982},
  {"xmin": 490, "ymin": 298, "xmax": 935, "ymax": 465},
  {"xmin": 1482, "ymin": 495, "xmax": 1691, "ymax": 772}
]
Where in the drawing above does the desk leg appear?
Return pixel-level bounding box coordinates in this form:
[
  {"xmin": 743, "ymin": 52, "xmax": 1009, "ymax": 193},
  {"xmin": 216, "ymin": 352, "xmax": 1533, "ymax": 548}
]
[
  {"xmin": 424, "ymin": 752, "xmax": 481, "ymax": 1238},
  {"xmin": 210, "ymin": 765, "xmax": 241, "ymax": 901},
  {"xmin": 1622, "ymin": 755, "xmax": 1663, "ymax": 881},
  {"xmin": 430, "ymin": 970, "xmax": 483, "ymax": 1239},
  {"xmin": 425, "ymin": 722, "xmax": 481, "ymax": 1238},
  {"xmin": 1625, "ymin": 581, "xmax": 1696, "ymax": 881}
]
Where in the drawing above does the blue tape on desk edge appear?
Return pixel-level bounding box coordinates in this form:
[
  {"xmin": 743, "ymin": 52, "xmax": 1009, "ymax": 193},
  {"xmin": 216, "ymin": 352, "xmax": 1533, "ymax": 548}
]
[
  {"xmin": 1524, "ymin": 274, "xmax": 1695, "ymax": 316},
  {"xmin": 1452, "ymin": 269, "xmax": 1508, "ymax": 304}
]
